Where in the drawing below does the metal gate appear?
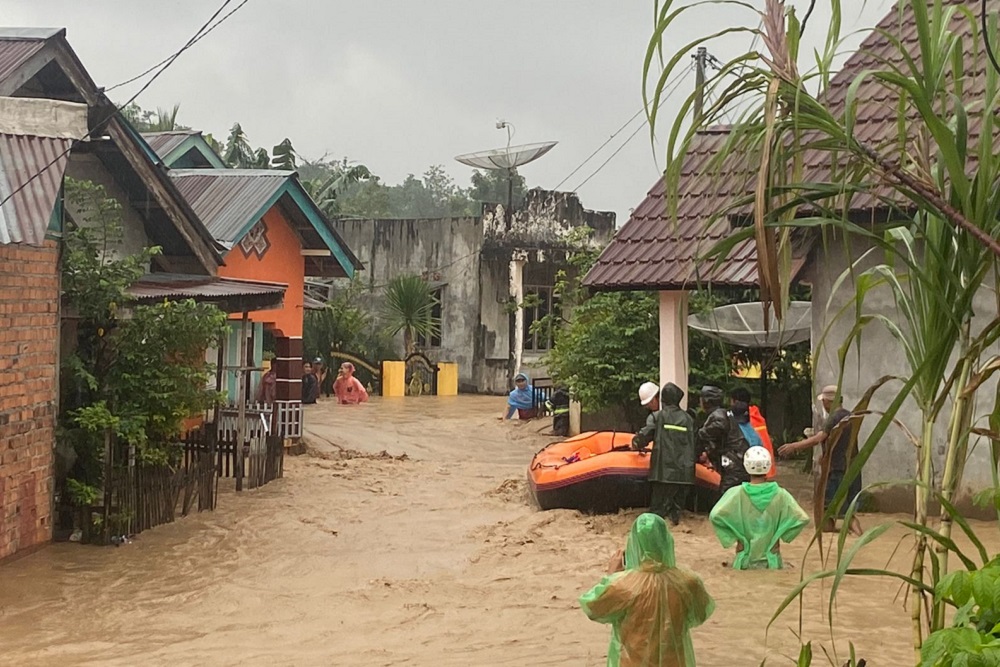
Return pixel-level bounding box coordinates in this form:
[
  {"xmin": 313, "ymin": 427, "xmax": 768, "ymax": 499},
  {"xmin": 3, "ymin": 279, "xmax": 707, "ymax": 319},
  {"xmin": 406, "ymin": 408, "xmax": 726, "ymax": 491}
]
[{"xmin": 404, "ymin": 352, "xmax": 439, "ymax": 396}]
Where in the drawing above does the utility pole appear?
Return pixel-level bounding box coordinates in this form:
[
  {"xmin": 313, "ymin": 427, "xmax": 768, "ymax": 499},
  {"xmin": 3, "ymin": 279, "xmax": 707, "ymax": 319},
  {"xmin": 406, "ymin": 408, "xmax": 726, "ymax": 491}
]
[{"xmin": 693, "ymin": 46, "xmax": 708, "ymax": 124}]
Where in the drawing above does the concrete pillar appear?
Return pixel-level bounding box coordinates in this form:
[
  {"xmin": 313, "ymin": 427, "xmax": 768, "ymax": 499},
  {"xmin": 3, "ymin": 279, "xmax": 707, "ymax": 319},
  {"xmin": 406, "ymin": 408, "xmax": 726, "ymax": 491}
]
[
  {"xmin": 659, "ymin": 290, "xmax": 690, "ymax": 408},
  {"xmin": 508, "ymin": 252, "xmax": 527, "ymax": 381}
]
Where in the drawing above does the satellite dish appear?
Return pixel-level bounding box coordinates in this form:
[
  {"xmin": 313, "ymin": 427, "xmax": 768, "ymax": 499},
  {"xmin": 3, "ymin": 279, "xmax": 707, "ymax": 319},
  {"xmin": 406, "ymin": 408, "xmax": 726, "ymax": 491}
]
[
  {"xmin": 455, "ymin": 141, "xmax": 558, "ymax": 171},
  {"xmin": 688, "ymin": 301, "xmax": 811, "ymax": 348},
  {"xmin": 456, "ymin": 121, "xmax": 557, "ymax": 211}
]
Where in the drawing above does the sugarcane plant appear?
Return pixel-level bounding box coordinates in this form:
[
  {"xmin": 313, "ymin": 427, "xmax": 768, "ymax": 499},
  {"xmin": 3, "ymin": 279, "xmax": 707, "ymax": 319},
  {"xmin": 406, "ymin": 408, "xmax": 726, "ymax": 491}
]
[{"xmin": 647, "ymin": 0, "xmax": 1000, "ymax": 663}]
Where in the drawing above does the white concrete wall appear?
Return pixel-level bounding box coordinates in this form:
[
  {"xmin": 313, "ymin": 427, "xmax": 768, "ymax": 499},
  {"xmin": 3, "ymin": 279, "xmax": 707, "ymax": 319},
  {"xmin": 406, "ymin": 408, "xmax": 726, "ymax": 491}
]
[
  {"xmin": 65, "ymin": 154, "xmax": 151, "ymax": 262},
  {"xmin": 810, "ymin": 234, "xmax": 1000, "ymax": 511}
]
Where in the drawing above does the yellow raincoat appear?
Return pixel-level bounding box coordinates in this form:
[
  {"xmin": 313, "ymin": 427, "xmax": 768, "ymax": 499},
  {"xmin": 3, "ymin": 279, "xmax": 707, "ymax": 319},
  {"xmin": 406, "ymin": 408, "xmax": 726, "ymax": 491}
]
[{"xmin": 580, "ymin": 514, "xmax": 714, "ymax": 667}]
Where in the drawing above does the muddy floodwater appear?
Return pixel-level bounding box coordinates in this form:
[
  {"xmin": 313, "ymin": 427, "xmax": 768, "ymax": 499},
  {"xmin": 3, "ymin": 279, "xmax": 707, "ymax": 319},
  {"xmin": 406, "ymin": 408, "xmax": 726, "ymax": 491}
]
[{"xmin": 2, "ymin": 396, "xmax": 997, "ymax": 666}]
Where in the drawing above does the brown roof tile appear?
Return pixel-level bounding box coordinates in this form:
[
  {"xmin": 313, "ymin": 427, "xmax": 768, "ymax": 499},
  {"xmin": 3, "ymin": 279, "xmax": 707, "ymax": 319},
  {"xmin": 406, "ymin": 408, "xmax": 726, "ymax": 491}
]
[{"xmin": 586, "ymin": 0, "xmax": 992, "ymax": 291}]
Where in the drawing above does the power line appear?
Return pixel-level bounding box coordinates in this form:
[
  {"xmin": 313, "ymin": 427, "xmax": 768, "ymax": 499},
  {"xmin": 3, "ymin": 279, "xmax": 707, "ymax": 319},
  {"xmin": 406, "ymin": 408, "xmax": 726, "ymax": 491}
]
[
  {"xmin": 572, "ymin": 64, "xmax": 693, "ymax": 193},
  {"xmin": 0, "ymin": 0, "xmax": 252, "ymax": 212},
  {"xmin": 106, "ymin": 0, "xmax": 250, "ymax": 93},
  {"xmin": 553, "ymin": 64, "xmax": 692, "ymax": 191}
]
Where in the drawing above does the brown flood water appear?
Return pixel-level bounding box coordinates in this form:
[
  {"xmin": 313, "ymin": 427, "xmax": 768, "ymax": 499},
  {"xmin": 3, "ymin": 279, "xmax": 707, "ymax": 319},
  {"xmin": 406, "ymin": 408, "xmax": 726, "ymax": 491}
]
[{"xmin": 1, "ymin": 396, "xmax": 997, "ymax": 666}]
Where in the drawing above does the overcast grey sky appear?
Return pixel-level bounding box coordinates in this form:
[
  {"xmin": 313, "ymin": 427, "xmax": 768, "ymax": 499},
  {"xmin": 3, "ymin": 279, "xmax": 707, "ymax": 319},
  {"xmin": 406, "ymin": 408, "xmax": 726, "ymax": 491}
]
[{"xmin": 4, "ymin": 1, "xmax": 890, "ymax": 223}]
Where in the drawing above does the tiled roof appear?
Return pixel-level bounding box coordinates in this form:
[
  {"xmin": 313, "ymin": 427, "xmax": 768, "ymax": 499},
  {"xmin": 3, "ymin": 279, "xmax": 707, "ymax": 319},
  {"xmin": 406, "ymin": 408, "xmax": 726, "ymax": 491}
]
[
  {"xmin": 585, "ymin": 0, "xmax": 992, "ymax": 290},
  {"xmin": 584, "ymin": 127, "xmax": 809, "ymax": 290}
]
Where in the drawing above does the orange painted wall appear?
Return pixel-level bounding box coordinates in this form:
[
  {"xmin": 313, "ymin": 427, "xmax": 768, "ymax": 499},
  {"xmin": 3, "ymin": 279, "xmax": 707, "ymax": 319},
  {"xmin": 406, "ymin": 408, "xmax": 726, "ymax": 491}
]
[{"xmin": 218, "ymin": 207, "xmax": 304, "ymax": 338}]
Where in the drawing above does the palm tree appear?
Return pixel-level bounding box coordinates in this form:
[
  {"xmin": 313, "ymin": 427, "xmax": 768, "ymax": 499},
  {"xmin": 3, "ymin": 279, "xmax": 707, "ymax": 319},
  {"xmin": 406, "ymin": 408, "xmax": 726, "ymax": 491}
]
[
  {"xmin": 382, "ymin": 275, "xmax": 439, "ymax": 355},
  {"xmin": 647, "ymin": 0, "xmax": 1000, "ymax": 660},
  {"xmin": 303, "ymin": 160, "xmax": 374, "ymax": 217}
]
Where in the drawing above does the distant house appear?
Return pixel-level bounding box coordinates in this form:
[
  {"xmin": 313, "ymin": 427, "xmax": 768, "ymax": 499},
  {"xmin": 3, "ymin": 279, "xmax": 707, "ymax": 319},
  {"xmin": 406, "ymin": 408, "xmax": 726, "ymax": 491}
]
[
  {"xmin": 584, "ymin": 0, "xmax": 1000, "ymax": 512},
  {"xmin": 0, "ymin": 28, "xmax": 288, "ymax": 560},
  {"xmin": 331, "ymin": 189, "xmax": 615, "ymax": 393},
  {"xmin": 142, "ymin": 135, "xmax": 363, "ymax": 431}
]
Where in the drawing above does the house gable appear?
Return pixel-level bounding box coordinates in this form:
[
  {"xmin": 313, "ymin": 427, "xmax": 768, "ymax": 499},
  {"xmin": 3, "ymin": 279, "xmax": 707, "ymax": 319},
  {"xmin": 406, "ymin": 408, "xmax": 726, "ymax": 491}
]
[
  {"xmin": 144, "ymin": 131, "xmax": 227, "ymax": 170},
  {"xmin": 0, "ymin": 28, "xmax": 223, "ymax": 274}
]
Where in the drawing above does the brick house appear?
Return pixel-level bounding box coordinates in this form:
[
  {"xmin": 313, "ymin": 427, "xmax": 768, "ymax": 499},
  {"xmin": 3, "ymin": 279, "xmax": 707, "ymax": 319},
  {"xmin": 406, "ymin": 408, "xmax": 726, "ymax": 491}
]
[
  {"xmin": 0, "ymin": 96, "xmax": 88, "ymax": 561},
  {"xmin": 0, "ymin": 28, "xmax": 292, "ymax": 558}
]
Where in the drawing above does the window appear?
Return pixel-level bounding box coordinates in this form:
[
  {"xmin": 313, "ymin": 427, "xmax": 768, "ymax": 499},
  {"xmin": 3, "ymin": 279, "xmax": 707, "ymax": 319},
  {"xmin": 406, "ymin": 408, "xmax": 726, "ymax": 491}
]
[
  {"xmin": 523, "ymin": 285, "xmax": 557, "ymax": 352},
  {"xmin": 416, "ymin": 287, "xmax": 443, "ymax": 349}
]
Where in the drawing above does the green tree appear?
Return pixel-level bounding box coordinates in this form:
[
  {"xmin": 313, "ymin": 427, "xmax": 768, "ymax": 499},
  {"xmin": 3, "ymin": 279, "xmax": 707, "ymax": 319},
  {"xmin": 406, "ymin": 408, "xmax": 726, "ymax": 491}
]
[
  {"xmin": 222, "ymin": 123, "xmax": 270, "ymax": 169},
  {"xmin": 301, "ymin": 158, "xmax": 377, "ymax": 217},
  {"xmin": 381, "ymin": 275, "xmax": 440, "ymax": 355},
  {"xmin": 648, "ymin": 0, "xmax": 1000, "ymax": 660},
  {"xmin": 469, "ymin": 167, "xmax": 527, "ymax": 209},
  {"xmin": 60, "ymin": 179, "xmax": 227, "ymax": 540},
  {"xmin": 271, "ymin": 138, "xmax": 298, "ymax": 171}
]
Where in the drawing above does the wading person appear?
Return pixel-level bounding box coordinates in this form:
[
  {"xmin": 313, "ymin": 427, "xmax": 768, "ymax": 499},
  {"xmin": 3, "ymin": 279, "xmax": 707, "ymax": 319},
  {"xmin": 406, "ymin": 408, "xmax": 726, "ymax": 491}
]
[
  {"xmin": 302, "ymin": 361, "xmax": 319, "ymax": 405},
  {"xmin": 728, "ymin": 387, "xmax": 776, "ymax": 480},
  {"xmin": 632, "ymin": 383, "xmax": 695, "ymax": 526},
  {"xmin": 709, "ymin": 447, "xmax": 809, "ymax": 570},
  {"xmin": 500, "ymin": 373, "xmax": 536, "ymax": 420},
  {"xmin": 333, "ymin": 362, "xmax": 369, "ymax": 405},
  {"xmin": 697, "ymin": 385, "xmax": 750, "ymax": 494},
  {"xmin": 580, "ymin": 513, "xmax": 714, "ymax": 667},
  {"xmin": 779, "ymin": 385, "xmax": 862, "ymax": 535}
]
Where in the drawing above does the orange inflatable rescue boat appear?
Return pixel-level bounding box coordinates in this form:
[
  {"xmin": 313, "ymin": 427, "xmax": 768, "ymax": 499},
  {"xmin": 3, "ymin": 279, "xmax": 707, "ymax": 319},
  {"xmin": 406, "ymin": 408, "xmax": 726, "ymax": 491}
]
[{"xmin": 528, "ymin": 431, "xmax": 721, "ymax": 514}]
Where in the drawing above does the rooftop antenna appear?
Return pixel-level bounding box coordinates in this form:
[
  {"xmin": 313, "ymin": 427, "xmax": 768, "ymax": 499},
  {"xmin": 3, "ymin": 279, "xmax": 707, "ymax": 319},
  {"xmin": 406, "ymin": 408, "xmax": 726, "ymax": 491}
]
[{"xmin": 455, "ymin": 121, "xmax": 557, "ymax": 212}]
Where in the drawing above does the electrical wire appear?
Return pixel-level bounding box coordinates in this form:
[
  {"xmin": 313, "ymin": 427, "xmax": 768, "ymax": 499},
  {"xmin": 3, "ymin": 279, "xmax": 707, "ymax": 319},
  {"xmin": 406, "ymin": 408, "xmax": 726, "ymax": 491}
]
[
  {"xmin": 984, "ymin": 0, "xmax": 1000, "ymax": 76},
  {"xmin": 106, "ymin": 0, "xmax": 249, "ymax": 92},
  {"xmin": 572, "ymin": 64, "xmax": 693, "ymax": 193},
  {"xmin": 0, "ymin": 0, "xmax": 252, "ymax": 212},
  {"xmin": 553, "ymin": 65, "xmax": 692, "ymax": 191}
]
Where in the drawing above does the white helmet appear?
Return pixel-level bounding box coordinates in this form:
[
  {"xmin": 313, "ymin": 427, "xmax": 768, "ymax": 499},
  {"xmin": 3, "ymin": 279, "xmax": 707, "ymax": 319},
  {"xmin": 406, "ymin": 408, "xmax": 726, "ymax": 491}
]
[
  {"xmin": 638, "ymin": 382, "xmax": 659, "ymax": 406},
  {"xmin": 743, "ymin": 447, "xmax": 772, "ymax": 476}
]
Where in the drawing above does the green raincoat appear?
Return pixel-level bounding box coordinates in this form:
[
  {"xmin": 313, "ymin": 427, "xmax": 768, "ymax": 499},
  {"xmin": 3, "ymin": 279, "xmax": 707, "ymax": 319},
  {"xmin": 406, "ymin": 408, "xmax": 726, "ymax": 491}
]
[
  {"xmin": 580, "ymin": 513, "xmax": 714, "ymax": 667},
  {"xmin": 709, "ymin": 482, "xmax": 810, "ymax": 570},
  {"xmin": 632, "ymin": 384, "xmax": 696, "ymax": 485}
]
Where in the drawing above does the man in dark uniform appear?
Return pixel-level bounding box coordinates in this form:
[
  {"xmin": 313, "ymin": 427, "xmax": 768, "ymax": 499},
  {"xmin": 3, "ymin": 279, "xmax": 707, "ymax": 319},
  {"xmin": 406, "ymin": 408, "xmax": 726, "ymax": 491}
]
[
  {"xmin": 697, "ymin": 385, "xmax": 750, "ymax": 494},
  {"xmin": 631, "ymin": 383, "xmax": 696, "ymax": 526}
]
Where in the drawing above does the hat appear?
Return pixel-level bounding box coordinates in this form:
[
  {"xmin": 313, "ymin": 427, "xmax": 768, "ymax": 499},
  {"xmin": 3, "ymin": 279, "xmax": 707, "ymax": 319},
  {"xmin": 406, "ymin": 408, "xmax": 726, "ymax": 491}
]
[
  {"xmin": 638, "ymin": 382, "xmax": 660, "ymax": 406},
  {"xmin": 700, "ymin": 385, "xmax": 724, "ymax": 403},
  {"xmin": 817, "ymin": 385, "xmax": 838, "ymax": 401},
  {"xmin": 744, "ymin": 447, "xmax": 772, "ymax": 476}
]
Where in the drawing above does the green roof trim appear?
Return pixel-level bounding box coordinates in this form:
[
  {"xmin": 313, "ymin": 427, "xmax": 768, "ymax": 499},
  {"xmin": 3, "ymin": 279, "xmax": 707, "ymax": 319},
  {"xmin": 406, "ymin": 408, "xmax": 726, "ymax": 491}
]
[
  {"xmin": 232, "ymin": 177, "xmax": 356, "ymax": 279},
  {"xmin": 161, "ymin": 134, "xmax": 227, "ymax": 170}
]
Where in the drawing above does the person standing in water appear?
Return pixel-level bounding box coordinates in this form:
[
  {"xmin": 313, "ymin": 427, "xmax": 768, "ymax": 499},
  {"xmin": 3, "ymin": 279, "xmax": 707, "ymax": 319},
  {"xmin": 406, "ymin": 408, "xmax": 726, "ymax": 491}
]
[
  {"xmin": 333, "ymin": 362, "xmax": 369, "ymax": 405},
  {"xmin": 697, "ymin": 385, "xmax": 750, "ymax": 494},
  {"xmin": 709, "ymin": 448, "xmax": 809, "ymax": 570},
  {"xmin": 301, "ymin": 361, "xmax": 319, "ymax": 405},
  {"xmin": 581, "ymin": 513, "xmax": 714, "ymax": 667},
  {"xmin": 779, "ymin": 385, "xmax": 863, "ymax": 535},
  {"xmin": 500, "ymin": 373, "xmax": 536, "ymax": 420},
  {"xmin": 632, "ymin": 383, "xmax": 696, "ymax": 526}
]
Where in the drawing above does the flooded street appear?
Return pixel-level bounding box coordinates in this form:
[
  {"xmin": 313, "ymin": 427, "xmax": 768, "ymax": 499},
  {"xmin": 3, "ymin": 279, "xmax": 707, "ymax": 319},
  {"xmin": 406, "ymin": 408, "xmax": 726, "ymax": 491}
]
[{"xmin": 1, "ymin": 396, "xmax": 993, "ymax": 665}]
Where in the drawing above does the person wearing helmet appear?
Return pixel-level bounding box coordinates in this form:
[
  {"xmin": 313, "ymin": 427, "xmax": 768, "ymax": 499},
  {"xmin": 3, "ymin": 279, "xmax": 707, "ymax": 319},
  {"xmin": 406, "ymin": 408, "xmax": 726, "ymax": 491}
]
[
  {"xmin": 638, "ymin": 381, "xmax": 660, "ymax": 414},
  {"xmin": 709, "ymin": 447, "xmax": 809, "ymax": 570},
  {"xmin": 631, "ymin": 383, "xmax": 696, "ymax": 525},
  {"xmin": 580, "ymin": 513, "xmax": 714, "ymax": 667}
]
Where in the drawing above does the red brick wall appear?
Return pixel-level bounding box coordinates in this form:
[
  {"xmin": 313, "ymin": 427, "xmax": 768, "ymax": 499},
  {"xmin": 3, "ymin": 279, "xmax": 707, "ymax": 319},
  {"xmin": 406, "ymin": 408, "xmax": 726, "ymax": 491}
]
[{"xmin": 0, "ymin": 241, "xmax": 59, "ymax": 562}]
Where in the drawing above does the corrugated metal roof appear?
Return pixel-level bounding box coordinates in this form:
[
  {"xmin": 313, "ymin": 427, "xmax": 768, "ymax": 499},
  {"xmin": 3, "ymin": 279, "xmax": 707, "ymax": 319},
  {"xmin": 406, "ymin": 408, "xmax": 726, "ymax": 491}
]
[
  {"xmin": 143, "ymin": 131, "xmax": 198, "ymax": 159},
  {"xmin": 586, "ymin": 0, "xmax": 994, "ymax": 290},
  {"xmin": 169, "ymin": 169, "xmax": 291, "ymax": 244},
  {"xmin": 0, "ymin": 133, "xmax": 73, "ymax": 245},
  {"xmin": 127, "ymin": 273, "xmax": 287, "ymax": 311},
  {"xmin": 0, "ymin": 31, "xmax": 52, "ymax": 84}
]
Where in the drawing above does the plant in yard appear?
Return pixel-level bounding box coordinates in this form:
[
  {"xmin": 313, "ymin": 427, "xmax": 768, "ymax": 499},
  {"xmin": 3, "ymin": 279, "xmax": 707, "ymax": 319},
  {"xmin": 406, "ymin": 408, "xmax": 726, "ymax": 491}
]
[
  {"xmin": 647, "ymin": 0, "xmax": 1000, "ymax": 662},
  {"xmin": 60, "ymin": 178, "xmax": 227, "ymax": 541},
  {"xmin": 381, "ymin": 275, "xmax": 440, "ymax": 355}
]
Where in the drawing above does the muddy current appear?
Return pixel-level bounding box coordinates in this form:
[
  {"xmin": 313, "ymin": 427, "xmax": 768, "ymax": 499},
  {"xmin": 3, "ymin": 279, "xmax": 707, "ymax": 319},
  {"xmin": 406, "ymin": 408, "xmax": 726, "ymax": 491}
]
[{"xmin": 1, "ymin": 396, "xmax": 994, "ymax": 666}]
